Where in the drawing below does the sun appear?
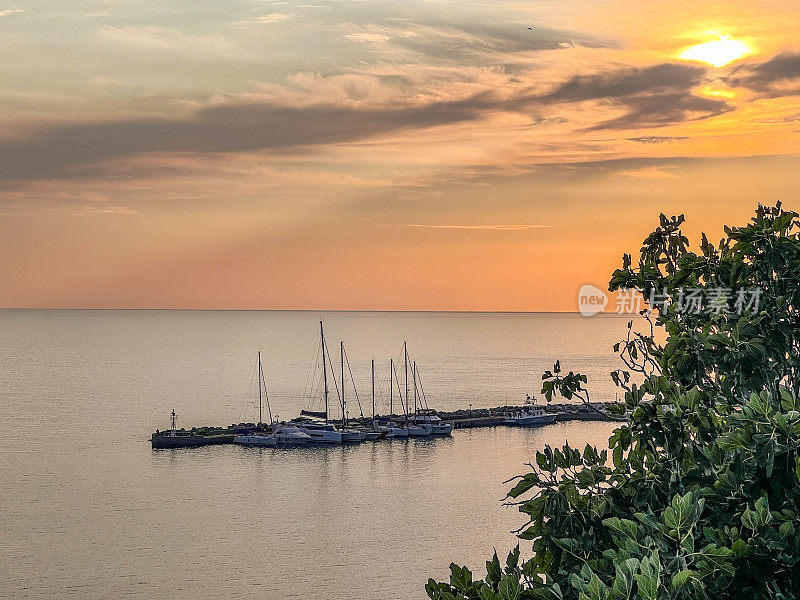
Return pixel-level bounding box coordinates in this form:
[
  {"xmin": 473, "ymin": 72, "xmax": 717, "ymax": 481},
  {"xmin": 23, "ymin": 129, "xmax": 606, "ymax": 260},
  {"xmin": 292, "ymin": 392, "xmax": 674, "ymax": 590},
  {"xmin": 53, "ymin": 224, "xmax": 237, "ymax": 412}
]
[{"xmin": 679, "ymin": 36, "xmax": 752, "ymax": 67}]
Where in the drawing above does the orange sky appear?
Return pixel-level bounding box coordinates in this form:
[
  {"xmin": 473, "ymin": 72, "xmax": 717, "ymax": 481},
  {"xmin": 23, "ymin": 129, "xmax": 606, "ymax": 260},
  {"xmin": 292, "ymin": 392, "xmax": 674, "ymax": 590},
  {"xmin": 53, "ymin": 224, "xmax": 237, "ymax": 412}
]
[{"xmin": 1, "ymin": 0, "xmax": 800, "ymax": 310}]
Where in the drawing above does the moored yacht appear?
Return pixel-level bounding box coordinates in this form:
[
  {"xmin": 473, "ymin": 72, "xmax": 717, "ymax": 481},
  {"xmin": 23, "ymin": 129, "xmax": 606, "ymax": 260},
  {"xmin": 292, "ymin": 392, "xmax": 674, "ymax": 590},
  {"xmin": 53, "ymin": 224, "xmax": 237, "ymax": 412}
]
[
  {"xmin": 298, "ymin": 322, "xmax": 364, "ymax": 444},
  {"xmin": 385, "ymin": 426, "xmax": 410, "ymax": 439},
  {"xmin": 234, "ymin": 432, "xmax": 278, "ymax": 447},
  {"xmin": 503, "ymin": 398, "xmax": 556, "ymax": 427},
  {"xmin": 234, "ymin": 351, "xmax": 280, "ymax": 447},
  {"xmin": 273, "ymin": 425, "xmax": 312, "ymax": 447},
  {"xmin": 294, "ymin": 419, "xmax": 347, "ymax": 444},
  {"xmin": 410, "ymin": 410, "xmax": 453, "ymax": 436}
]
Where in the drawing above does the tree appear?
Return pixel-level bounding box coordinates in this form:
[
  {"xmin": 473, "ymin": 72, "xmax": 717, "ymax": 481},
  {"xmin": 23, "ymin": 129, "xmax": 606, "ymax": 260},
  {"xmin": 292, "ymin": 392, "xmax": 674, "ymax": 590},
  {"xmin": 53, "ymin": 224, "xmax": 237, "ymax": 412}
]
[{"xmin": 425, "ymin": 203, "xmax": 800, "ymax": 600}]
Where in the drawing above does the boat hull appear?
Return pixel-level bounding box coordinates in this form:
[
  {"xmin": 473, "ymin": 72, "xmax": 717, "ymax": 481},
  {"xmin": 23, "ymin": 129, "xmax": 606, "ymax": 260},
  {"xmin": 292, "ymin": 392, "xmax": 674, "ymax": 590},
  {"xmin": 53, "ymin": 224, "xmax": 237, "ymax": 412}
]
[
  {"xmin": 385, "ymin": 428, "xmax": 409, "ymax": 439},
  {"xmin": 504, "ymin": 415, "xmax": 556, "ymax": 427},
  {"xmin": 151, "ymin": 432, "xmax": 234, "ymax": 449},
  {"xmin": 406, "ymin": 425, "xmax": 431, "ymax": 437},
  {"xmin": 341, "ymin": 430, "xmax": 365, "ymax": 443},
  {"xmin": 233, "ymin": 434, "xmax": 277, "ymax": 447},
  {"xmin": 427, "ymin": 422, "xmax": 454, "ymax": 436}
]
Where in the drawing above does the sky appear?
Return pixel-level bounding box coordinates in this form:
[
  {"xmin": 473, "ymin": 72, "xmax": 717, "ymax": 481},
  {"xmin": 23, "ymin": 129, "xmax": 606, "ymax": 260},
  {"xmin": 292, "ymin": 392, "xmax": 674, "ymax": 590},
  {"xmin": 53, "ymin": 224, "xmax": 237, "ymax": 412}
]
[{"xmin": 1, "ymin": 0, "xmax": 800, "ymax": 310}]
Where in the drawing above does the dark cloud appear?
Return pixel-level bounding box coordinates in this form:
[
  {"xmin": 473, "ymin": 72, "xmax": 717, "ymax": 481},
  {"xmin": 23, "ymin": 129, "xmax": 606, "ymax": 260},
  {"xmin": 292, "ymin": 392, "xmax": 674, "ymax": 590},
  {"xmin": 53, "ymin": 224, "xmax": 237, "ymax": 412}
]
[
  {"xmin": 588, "ymin": 92, "xmax": 731, "ymax": 130},
  {"xmin": 541, "ymin": 63, "xmax": 705, "ymax": 102},
  {"xmin": 0, "ymin": 95, "xmax": 497, "ymax": 184},
  {"xmin": 727, "ymin": 52, "xmax": 800, "ymax": 96},
  {"xmin": 628, "ymin": 136, "xmax": 689, "ymax": 144},
  {"xmin": 519, "ymin": 63, "xmax": 732, "ymax": 130}
]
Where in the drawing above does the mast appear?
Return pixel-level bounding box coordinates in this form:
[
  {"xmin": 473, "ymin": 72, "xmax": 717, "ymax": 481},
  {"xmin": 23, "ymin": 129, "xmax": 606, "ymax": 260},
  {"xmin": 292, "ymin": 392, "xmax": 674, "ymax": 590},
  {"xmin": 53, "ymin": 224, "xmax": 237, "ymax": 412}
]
[
  {"xmin": 259, "ymin": 354, "xmax": 273, "ymax": 424},
  {"xmin": 413, "ymin": 360, "xmax": 417, "ymax": 416},
  {"xmin": 404, "ymin": 341, "xmax": 408, "ymax": 417},
  {"xmin": 340, "ymin": 341, "xmax": 346, "ymax": 428},
  {"xmin": 389, "ymin": 358, "xmax": 393, "ymax": 416},
  {"xmin": 320, "ymin": 321, "xmax": 328, "ymax": 421},
  {"xmin": 371, "ymin": 358, "xmax": 375, "ymax": 421},
  {"xmin": 170, "ymin": 409, "xmax": 177, "ymax": 436}
]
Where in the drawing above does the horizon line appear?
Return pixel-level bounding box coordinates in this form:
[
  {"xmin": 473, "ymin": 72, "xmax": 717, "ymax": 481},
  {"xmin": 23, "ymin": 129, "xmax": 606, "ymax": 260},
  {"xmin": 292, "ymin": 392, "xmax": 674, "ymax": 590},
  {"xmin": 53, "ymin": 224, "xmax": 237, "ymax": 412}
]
[{"xmin": 0, "ymin": 307, "xmax": 635, "ymax": 316}]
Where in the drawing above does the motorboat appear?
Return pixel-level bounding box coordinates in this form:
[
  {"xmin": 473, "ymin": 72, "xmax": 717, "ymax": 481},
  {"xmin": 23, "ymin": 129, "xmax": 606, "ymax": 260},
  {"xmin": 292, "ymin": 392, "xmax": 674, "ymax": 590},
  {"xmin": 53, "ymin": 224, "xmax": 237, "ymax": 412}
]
[
  {"xmin": 294, "ymin": 419, "xmax": 347, "ymax": 444},
  {"xmin": 272, "ymin": 425, "xmax": 312, "ymax": 447},
  {"xmin": 504, "ymin": 399, "xmax": 556, "ymax": 427},
  {"xmin": 234, "ymin": 432, "xmax": 277, "ymax": 447},
  {"xmin": 410, "ymin": 410, "xmax": 453, "ymax": 436}
]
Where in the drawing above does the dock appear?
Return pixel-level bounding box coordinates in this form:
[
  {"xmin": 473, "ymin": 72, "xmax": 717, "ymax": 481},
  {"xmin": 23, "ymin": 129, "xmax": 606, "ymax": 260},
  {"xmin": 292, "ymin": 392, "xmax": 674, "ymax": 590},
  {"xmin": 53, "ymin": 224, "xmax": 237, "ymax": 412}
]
[{"xmin": 150, "ymin": 403, "xmax": 622, "ymax": 448}]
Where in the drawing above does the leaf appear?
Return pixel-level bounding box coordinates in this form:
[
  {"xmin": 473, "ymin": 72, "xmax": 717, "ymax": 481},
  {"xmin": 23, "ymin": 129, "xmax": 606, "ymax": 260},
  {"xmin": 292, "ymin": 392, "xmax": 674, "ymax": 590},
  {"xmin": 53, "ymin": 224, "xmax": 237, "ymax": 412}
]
[
  {"xmin": 663, "ymin": 491, "xmax": 698, "ymax": 537},
  {"xmin": 449, "ymin": 564, "xmax": 472, "ymax": 592},
  {"xmin": 478, "ymin": 585, "xmax": 500, "ymax": 600},
  {"xmin": 671, "ymin": 570, "xmax": 693, "ymax": 589},
  {"xmin": 507, "ymin": 474, "xmax": 538, "ymax": 499},
  {"xmin": 603, "ymin": 517, "xmax": 639, "ymax": 541},
  {"xmin": 486, "ymin": 551, "xmax": 502, "ymax": 587},
  {"xmin": 497, "ymin": 574, "xmax": 521, "ymax": 600},
  {"xmin": 505, "ymin": 546, "xmax": 520, "ymax": 574},
  {"xmin": 633, "ymin": 574, "xmax": 658, "ymax": 600}
]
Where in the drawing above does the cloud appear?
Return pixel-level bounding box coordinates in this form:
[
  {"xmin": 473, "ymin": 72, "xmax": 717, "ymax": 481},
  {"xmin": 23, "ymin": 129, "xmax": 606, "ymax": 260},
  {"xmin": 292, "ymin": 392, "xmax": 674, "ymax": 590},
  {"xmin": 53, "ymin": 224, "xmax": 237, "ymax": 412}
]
[
  {"xmin": 728, "ymin": 52, "xmax": 800, "ymax": 96},
  {"xmin": 96, "ymin": 26, "xmax": 250, "ymax": 60},
  {"xmin": 408, "ymin": 224, "xmax": 551, "ymax": 230},
  {"xmin": 0, "ymin": 61, "xmax": 736, "ymax": 186},
  {"xmin": 0, "ymin": 9, "xmax": 23, "ymax": 17},
  {"xmin": 618, "ymin": 166, "xmax": 679, "ymax": 179},
  {"xmin": 254, "ymin": 13, "xmax": 294, "ymax": 24},
  {"xmin": 627, "ymin": 136, "xmax": 689, "ymax": 144},
  {"xmin": 529, "ymin": 63, "xmax": 732, "ymax": 130},
  {"xmin": 589, "ymin": 91, "xmax": 731, "ymax": 130},
  {"xmin": 338, "ymin": 20, "xmax": 607, "ymax": 64},
  {"xmin": 540, "ymin": 63, "xmax": 704, "ymax": 102},
  {"xmin": 80, "ymin": 205, "xmax": 140, "ymax": 215},
  {"xmin": 346, "ymin": 32, "xmax": 392, "ymax": 44},
  {"xmin": 0, "ymin": 93, "xmax": 498, "ymax": 183}
]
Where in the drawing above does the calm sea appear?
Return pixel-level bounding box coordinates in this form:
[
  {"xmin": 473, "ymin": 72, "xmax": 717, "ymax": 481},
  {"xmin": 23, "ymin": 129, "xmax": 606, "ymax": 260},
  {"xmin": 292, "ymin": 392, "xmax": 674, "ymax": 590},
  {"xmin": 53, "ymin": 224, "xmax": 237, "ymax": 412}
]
[{"xmin": 0, "ymin": 310, "xmax": 631, "ymax": 599}]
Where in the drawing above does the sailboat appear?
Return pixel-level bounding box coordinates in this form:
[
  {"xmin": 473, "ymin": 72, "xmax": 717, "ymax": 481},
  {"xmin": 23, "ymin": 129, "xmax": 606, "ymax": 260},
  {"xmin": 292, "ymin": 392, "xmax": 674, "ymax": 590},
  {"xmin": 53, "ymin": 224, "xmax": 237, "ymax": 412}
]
[
  {"xmin": 364, "ymin": 359, "xmax": 384, "ymax": 440},
  {"xmin": 234, "ymin": 352, "xmax": 311, "ymax": 448},
  {"xmin": 381, "ymin": 358, "xmax": 410, "ymax": 439},
  {"xmin": 408, "ymin": 360, "xmax": 453, "ymax": 436},
  {"xmin": 403, "ymin": 343, "xmax": 431, "ymax": 437},
  {"xmin": 295, "ymin": 322, "xmax": 363, "ymax": 444}
]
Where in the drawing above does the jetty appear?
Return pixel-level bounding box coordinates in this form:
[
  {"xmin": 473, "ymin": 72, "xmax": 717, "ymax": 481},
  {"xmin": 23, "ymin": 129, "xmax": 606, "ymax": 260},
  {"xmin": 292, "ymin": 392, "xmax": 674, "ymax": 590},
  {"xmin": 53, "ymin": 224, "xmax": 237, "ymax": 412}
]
[{"xmin": 150, "ymin": 402, "xmax": 622, "ymax": 448}]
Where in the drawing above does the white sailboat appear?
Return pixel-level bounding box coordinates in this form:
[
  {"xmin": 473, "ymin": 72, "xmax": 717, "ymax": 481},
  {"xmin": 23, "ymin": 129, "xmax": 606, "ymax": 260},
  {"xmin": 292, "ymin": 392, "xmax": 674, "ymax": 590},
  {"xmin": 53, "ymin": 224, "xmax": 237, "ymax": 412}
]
[
  {"xmin": 404, "ymin": 345, "xmax": 431, "ymax": 437},
  {"xmin": 362, "ymin": 359, "xmax": 383, "ymax": 440},
  {"xmin": 408, "ymin": 359, "xmax": 453, "ymax": 436},
  {"xmin": 234, "ymin": 351, "xmax": 281, "ymax": 447},
  {"xmin": 296, "ymin": 322, "xmax": 363, "ymax": 444},
  {"xmin": 381, "ymin": 358, "xmax": 410, "ymax": 439}
]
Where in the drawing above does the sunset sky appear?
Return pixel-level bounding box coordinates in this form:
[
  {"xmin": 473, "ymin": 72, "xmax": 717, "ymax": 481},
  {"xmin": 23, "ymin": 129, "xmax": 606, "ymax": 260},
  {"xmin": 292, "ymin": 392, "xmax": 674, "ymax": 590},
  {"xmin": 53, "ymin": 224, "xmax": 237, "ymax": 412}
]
[{"xmin": 2, "ymin": 0, "xmax": 800, "ymax": 310}]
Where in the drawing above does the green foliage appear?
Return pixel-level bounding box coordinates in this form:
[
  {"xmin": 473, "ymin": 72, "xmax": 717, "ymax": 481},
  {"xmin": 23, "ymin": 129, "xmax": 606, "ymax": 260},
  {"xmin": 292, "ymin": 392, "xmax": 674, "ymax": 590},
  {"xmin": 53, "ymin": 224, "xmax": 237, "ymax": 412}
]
[{"xmin": 426, "ymin": 203, "xmax": 800, "ymax": 600}]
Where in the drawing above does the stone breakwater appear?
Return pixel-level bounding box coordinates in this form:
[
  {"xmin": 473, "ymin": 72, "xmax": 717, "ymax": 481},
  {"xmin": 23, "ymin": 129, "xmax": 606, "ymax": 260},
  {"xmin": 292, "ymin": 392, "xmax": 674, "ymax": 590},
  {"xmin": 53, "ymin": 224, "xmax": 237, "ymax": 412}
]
[{"xmin": 150, "ymin": 402, "xmax": 622, "ymax": 448}]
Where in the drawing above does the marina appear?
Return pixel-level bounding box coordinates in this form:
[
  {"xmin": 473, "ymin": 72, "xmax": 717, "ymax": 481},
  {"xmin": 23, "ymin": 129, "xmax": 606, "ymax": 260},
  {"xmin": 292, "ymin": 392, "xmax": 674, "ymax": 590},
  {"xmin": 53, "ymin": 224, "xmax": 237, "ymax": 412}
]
[
  {"xmin": 150, "ymin": 402, "xmax": 618, "ymax": 448},
  {"xmin": 151, "ymin": 320, "xmax": 620, "ymax": 449}
]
